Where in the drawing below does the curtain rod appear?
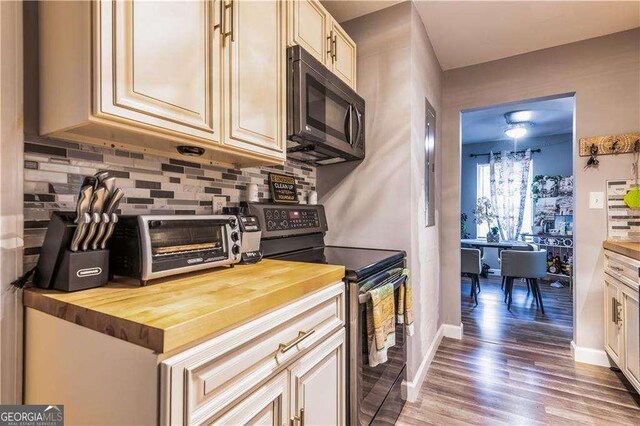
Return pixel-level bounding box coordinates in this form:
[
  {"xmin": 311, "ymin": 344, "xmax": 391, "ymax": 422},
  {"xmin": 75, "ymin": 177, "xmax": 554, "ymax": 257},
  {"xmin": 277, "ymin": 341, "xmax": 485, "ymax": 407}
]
[{"xmin": 469, "ymin": 148, "xmax": 541, "ymax": 158}]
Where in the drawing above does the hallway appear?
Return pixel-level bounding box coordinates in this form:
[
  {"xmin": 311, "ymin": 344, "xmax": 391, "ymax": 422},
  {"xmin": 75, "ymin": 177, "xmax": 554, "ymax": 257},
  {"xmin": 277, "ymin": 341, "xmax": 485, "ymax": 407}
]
[{"xmin": 398, "ymin": 277, "xmax": 640, "ymax": 424}]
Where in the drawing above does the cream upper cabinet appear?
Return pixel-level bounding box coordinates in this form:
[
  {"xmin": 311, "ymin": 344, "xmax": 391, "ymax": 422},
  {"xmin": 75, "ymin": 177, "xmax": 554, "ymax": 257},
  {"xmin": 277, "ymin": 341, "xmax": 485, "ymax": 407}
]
[
  {"xmin": 329, "ymin": 22, "xmax": 357, "ymax": 89},
  {"xmin": 287, "ymin": 0, "xmax": 357, "ymax": 90},
  {"xmin": 288, "ymin": 329, "xmax": 346, "ymax": 426},
  {"xmin": 39, "ymin": 0, "xmax": 286, "ymax": 167},
  {"xmin": 288, "ymin": 0, "xmax": 330, "ymax": 63},
  {"xmin": 98, "ymin": 0, "xmax": 220, "ymax": 142},
  {"xmin": 604, "ymin": 276, "xmax": 622, "ymax": 365},
  {"xmin": 223, "ymin": 0, "xmax": 286, "ymax": 158}
]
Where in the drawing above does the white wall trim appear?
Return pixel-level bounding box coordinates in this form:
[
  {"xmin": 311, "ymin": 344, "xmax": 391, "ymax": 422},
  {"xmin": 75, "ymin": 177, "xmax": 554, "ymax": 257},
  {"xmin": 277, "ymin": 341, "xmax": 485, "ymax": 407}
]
[
  {"xmin": 402, "ymin": 325, "xmax": 444, "ymax": 402},
  {"xmin": 571, "ymin": 341, "xmax": 611, "ymax": 367},
  {"xmin": 442, "ymin": 322, "xmax": 464, "ymax": 340}
]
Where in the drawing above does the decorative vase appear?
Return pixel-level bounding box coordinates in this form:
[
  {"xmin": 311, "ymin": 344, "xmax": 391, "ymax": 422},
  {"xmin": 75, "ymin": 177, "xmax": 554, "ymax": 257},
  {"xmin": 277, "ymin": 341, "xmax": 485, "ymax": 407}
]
[{"xmin": 486, "ymin": 232, "xmax": 499, "ymax": 243}]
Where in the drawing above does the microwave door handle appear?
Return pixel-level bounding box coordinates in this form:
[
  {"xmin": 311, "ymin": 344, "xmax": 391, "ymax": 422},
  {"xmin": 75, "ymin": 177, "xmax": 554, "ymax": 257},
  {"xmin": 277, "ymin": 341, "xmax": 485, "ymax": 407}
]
[
  {"xmin": 343, "ymin": 104, "xmax": 352, "ymax": 145},
  {"xmin": 353, "ymin": 105, "xmax": 362, "ymax": 146}
]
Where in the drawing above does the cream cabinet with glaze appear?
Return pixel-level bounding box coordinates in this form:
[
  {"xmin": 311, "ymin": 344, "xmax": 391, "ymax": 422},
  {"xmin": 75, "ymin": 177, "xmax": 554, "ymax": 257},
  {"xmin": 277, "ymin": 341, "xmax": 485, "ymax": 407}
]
[
  {"xmin": 287, "ymin": 0, "xmax": 357, "ymax": 89},
  {"xmin": 603, "ymin": 250, "xmax": 640, "ymax": 393},
  {"xmin": 39, "ymin": 0, "xmax": 286, "ymax": 167}
]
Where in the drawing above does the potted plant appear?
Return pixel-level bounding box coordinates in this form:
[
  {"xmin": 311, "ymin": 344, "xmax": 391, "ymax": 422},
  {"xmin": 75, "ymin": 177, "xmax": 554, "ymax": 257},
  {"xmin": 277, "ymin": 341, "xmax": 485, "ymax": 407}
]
[
  {"xmin": 474, "ymin": 197, "xmax": 499, "ymax": 241},
  {"xmin": 488, "ymin": 226, "xmax": 500, "ymax": 242}
]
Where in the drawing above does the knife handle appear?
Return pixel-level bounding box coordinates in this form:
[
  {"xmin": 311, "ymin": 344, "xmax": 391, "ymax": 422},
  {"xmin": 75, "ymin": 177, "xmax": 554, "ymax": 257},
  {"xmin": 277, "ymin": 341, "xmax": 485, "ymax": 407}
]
[
  {"xmin": 70, "ymin": 213, "xmax": 91, "ymax": 252},
  {"xmin": 81, "ymin": 213, "xmax": 101, "ymax": 251},
  {"xmin": 92, "ymin": 213, "xmax": 110, "ymax": 250},
  {"xmin": 100, "ymin": 213, "xmax": 119, "ymax": 250}
]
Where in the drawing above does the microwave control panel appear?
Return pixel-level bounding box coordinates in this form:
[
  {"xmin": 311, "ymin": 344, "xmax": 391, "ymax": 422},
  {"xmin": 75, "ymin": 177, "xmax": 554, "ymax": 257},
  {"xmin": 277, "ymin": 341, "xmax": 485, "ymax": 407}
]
[{"xmin": 264, "ymin": 208, "xmax": 320, "ymax": 231}]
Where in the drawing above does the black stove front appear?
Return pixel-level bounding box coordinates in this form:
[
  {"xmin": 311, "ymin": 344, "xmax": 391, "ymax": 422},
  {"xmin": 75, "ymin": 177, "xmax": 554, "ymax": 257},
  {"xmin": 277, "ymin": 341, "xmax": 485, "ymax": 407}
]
[{"xmin": 248, "ymin": 202, "xmax": 408, "ymax": 425}]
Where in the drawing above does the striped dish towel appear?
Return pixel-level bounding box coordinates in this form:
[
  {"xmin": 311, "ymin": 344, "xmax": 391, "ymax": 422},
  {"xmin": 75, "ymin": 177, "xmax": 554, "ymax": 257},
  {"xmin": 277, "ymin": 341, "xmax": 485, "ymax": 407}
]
[
  {"xmin": 396, "ymin": 268, "xmax": 414, "ymax": 336},
  {"xmin": 365, "ymin": 282, "xmax": 396, "ymax": 367}
]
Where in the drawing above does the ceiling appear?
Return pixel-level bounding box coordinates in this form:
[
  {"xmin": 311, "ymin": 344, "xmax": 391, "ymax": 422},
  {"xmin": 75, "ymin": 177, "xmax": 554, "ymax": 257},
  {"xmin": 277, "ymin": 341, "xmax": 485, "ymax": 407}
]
[
  {"xmin": 461, "ymin": 96, "xmax": 574, "ymax": 144},
  {"xmin": 321, "ymin": 1, "xmax": 640, "ymax": 70}
]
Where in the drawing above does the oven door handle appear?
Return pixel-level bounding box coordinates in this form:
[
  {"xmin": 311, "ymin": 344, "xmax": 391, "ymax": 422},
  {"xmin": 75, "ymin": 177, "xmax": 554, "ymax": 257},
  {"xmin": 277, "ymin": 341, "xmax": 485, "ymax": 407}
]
[{"xmin": 358, "ymin": 274, "xmax": 407, "ymax": 304}]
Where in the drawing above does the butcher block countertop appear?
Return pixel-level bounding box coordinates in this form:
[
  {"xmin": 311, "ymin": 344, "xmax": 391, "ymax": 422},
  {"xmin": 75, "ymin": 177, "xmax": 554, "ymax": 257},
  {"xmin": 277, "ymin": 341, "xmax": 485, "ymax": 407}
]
[
  {"xmin": 24, "ymin": 259, "xmax": 345, "ymax": 353},
  {"xmin": 603, "ymin": 241, "xmax": 640, "ymax": 261}
]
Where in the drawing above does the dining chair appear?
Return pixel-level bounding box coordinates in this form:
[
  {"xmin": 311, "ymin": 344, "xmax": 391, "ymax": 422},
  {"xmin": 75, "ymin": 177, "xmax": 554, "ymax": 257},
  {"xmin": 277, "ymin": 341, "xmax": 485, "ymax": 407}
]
[
  {"xmin": 501, "ymin": 249, "xmax": 547, "ymax": 313},
  {"xmin": 501, "ymin": 243, "xmax": 536, "ymax": 291},
  {"xmin": 461, "ymin": 248, "xmax": 482, "ymax": 306}
]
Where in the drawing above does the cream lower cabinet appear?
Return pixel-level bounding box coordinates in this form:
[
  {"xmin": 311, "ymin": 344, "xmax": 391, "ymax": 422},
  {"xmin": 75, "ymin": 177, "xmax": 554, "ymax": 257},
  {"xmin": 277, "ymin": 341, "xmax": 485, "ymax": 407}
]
[
  {"xmin": 604, "ymin": 250, "xmax": 640, "ymax": 393},
  {"xmin": 161, "ymin": 283, "xmax": 346, "ymax": 425},
  {"xmin": 287, "ymin": 0, "xmax": 357, "ymax": 89},
  {"xmin": 39, "ymin": 0, "xmax": 285, "ymax": 167}
]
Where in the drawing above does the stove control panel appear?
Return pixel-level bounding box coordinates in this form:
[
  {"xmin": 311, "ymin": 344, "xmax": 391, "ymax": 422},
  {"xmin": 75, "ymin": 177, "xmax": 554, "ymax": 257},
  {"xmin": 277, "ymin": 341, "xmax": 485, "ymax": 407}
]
[{"xmin": 264, "ymin": 208, "xmax": 320, "ymax": 231}]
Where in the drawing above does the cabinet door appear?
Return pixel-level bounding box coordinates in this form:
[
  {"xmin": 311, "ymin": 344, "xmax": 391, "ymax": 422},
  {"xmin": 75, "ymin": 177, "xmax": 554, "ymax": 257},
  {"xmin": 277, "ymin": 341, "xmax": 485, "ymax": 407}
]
[
  {"xmin": 623, "ymin": 289, "xmax": 640, "ymax": 391},
  {"xmin": 210, "ymin": 371, "xmax": 289, "ymax": 425},
  {"xmin": 98, "ymin": 0, "xmax": 221, "ymax": 142},
  {"xmin": 329, "ymin": 22, "xmax": 357, "ymax": 89},
  {"xmin": 604, "ymin": 277, "xmax": 622, "ymax": 365},
  {"xmin": 288, "ymin": 0, "xmax": 331, "ymax": 63},
  {"xmin": 288, "ymin": 329, "xmax": 345, "ymax": 426},
  {"xmin": 223, "ymin": 0, "xmax": 286, "ymax": 159}
]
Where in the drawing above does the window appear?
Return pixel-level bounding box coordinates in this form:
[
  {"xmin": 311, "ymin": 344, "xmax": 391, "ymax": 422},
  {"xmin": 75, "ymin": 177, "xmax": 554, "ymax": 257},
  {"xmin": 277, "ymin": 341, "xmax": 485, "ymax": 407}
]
[
  {"xmin": 476, "ymin": 163, "xmax": 533, "ymax": 238},
  {"xmin": 425, "ymin": 99, "xmax": 436, "ymax": 227}
]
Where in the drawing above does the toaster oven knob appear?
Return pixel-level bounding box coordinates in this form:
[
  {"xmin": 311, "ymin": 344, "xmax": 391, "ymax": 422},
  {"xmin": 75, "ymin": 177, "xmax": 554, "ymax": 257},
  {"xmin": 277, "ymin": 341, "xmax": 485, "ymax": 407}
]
[
  {"xmin": 228, "ymin": 217, "xmax": 237, "ymax": 228},
  {"xmin": 231, "ymin": 231, "xmax": 240, "ymax": 242},
  {"xmin": 232, "ymin": 244, "xmax": 241, "ymax": 255}
]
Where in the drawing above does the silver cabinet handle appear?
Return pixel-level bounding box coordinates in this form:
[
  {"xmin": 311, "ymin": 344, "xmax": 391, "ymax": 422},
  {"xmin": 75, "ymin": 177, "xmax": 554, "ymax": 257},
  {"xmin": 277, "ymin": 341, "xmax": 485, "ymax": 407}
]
[
  {"xmin": 222, "ymin": 0, "xmax": 234, "ymax": 44},
  {"xmin": 332, "ymin": 35, "xmax": 337, "ymax": 61},
  {"xmin": 289, "ymin": 409, "xmax": 304, "ymax": 426},
  {"xmin": 610, "ymin": 266, "xmax": 624, "ymax": 272},
  {"xmin": 278, "ymin": 330, "xmax": 315, "ymax": 353},
  {"xmin": 327, "ymin": 31, "xmax": 334, "ymax": 62},
  {"xmin": 612, "ymin": 297, "xmax": 617, "ymax": 323}
]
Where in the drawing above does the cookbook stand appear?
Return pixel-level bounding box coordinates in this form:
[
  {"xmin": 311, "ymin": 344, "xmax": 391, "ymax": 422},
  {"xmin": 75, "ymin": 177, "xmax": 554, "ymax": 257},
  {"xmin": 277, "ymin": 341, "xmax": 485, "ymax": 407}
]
[{"xmin": 34, "ymin": 212, "xmax": 109, "ymax": 292}]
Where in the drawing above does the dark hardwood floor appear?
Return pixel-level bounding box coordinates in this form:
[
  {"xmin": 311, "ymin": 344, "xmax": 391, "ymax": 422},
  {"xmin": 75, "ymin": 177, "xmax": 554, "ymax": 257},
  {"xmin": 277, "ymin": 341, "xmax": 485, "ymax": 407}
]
[{"xmin": 398, "ymin": 275, "xmax": 640, "ymax": 425}]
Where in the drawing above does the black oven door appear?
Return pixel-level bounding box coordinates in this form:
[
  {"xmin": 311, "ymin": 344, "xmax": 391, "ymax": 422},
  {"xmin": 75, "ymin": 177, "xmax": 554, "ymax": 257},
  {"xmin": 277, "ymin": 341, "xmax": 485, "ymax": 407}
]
[
  {"xmin": 288, "ymin": 47, "xmax": 364, "ymax": 163},
  {"xmin": 349, "ymin": 269, "xmax": 407, "ymax": 425}
]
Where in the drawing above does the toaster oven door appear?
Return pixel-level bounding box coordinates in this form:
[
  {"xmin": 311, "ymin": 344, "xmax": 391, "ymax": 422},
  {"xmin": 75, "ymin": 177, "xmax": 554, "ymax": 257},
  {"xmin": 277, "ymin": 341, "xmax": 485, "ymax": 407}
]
[{"xmin": 141, "ymin": 218, "xmax": 231, "ymax": 279}]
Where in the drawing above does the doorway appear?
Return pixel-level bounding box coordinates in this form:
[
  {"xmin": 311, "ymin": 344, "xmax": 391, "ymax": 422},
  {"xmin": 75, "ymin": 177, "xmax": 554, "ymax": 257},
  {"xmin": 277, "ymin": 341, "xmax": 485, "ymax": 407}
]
[{"xmin": 459, "ymin": 94, "xmax": 575, "ymax": 344}]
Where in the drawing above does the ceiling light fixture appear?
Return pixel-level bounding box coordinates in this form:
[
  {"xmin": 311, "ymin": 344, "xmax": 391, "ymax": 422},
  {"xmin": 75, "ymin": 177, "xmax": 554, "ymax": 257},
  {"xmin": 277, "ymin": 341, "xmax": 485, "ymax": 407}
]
[
  {"xmin": 504, "ymin": 110, "xmax": 532, "ymax": 123},
  {"xmin": 504, "ymin": 123, "xmax": 531, "ymax": 139}
]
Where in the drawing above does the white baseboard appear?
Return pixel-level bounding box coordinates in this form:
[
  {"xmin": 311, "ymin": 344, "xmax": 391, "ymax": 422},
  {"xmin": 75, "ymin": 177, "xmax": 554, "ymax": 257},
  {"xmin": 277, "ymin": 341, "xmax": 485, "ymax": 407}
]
[
  {"xmin": 571, "ymin": 341, "xmax": 611, "ymax": 367},
  {"xmin": 402, "ymin": 325, "xmax": 444, "ymax": 402},
  {"xmin": 442, "ymin": 322, "xmax": 464, "ymax": 340}
]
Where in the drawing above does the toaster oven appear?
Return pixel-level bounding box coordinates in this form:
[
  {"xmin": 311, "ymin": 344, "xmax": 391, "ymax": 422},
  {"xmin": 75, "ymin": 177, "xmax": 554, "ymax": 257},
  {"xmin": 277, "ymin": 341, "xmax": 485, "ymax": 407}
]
[{"xmin": 108, "ymin": 215, "xmax": 241, "ymax": 285}]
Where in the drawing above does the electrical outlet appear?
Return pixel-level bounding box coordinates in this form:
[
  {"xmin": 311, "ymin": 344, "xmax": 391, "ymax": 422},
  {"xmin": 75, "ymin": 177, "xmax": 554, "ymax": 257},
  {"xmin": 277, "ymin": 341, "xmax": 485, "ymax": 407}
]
[
  {"xmin": 589, "ymin": 192, "xmax": 604, "ymax": 209},
  {"xmin": 213, "ymin": 196, "xmax": 225, "ymax": 214}
]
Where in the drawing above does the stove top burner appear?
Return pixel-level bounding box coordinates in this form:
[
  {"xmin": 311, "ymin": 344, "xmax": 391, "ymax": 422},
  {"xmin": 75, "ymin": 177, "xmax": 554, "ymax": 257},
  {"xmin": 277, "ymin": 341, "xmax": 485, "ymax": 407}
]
[{"xmin": 272, "ymin": 245, "xmax": 405, "ymax": 282}]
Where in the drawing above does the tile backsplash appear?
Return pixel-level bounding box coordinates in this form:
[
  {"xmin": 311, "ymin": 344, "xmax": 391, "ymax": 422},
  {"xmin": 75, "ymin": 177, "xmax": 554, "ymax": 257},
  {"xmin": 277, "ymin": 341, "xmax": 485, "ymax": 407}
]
[
  {"xmin": 23, "ymin": 133, "xmax": 316, "ymax": 269},
  {"xmin": 606, "ymin": 179, "xmax": 640, "ymax": 241}
]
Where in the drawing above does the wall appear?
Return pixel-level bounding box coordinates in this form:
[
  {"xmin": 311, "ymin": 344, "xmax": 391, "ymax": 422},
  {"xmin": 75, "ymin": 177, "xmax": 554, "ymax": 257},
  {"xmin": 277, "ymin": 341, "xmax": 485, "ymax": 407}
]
[
  {"xmin": 317, "ymin": 2, "xmax": 443, "ymax": 389},
  {"xmin": 22, "ymin": 135, "xmax": 316, "ymax": 271},
  {"xmin": 606, "ymin": 179, "xmax": 640, "ymax": 240},
  {"xmin": 441, "ymin": 29, "xmax": 640, "ymax": 357},
  {"xmin": 461, "ymin": 133, "xmax": 573, "ymax": 238}
]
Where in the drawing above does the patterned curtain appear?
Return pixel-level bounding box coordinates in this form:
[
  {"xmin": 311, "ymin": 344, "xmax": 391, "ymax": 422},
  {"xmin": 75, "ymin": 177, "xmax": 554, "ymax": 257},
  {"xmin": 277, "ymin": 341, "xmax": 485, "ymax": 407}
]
[{"xmin": 489, "ymin": 149, "xmax": 531, "ymax": 241}]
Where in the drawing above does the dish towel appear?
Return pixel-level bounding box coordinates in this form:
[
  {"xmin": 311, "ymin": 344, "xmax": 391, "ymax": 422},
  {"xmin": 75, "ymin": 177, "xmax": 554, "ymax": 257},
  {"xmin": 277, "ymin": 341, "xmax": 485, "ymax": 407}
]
[
  {"xmin": 396, "ymin": 268, "xmax": 414, "ymax": 337},
  {"xmin": 365, "ymin": 282, "xmax": 396, "ymax": 367}
]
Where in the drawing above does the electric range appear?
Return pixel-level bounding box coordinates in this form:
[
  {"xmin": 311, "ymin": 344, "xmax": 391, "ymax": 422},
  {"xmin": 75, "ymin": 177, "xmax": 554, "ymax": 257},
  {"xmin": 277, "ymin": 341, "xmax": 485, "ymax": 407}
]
[{"xmin": 247, "ymin": 203, "xmax": 407, "ymax": 426}]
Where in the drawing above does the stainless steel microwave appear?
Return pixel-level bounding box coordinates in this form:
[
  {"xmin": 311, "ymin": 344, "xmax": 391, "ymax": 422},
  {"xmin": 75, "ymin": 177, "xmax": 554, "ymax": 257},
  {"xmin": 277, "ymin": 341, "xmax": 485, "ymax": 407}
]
[{"xmin": 287, "ymin": 45, "xmax": 365, "ymax": 166}]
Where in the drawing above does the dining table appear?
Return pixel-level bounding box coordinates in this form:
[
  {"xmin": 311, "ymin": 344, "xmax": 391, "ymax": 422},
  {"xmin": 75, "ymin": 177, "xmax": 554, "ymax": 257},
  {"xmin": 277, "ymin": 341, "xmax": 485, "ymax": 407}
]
[{"xmin": 460, "ymin": 238, "xmax": 530, "ymax": 249}]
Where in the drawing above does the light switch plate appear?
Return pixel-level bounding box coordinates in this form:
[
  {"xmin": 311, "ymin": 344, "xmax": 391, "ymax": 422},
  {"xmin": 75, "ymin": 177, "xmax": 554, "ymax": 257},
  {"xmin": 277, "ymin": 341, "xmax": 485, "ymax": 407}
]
[
  {"xmin": 213, "ymin": 196, "xmax": 225, "ymax": 214},
  {"xmin": 589, "ymin": 192, "xmax": 604, "ymax": 209}
]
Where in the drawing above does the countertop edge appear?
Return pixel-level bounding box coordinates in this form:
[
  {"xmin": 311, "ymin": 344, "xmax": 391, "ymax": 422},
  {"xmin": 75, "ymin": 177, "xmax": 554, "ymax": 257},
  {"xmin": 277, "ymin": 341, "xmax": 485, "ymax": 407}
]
[{"xmin": 603, "ymin": 241, "xmax": 640, "ymax": 261}]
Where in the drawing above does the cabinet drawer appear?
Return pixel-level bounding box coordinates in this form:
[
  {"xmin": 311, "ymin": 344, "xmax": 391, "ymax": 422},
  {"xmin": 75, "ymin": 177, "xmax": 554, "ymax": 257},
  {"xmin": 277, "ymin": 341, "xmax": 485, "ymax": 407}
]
[
  {"xmin": 160, "ymin": 282, "xmax": 344, "ymax": 425},
  {"xmin": 605, "ymin": 250, "xmax": 640, "ymax": 291}
]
